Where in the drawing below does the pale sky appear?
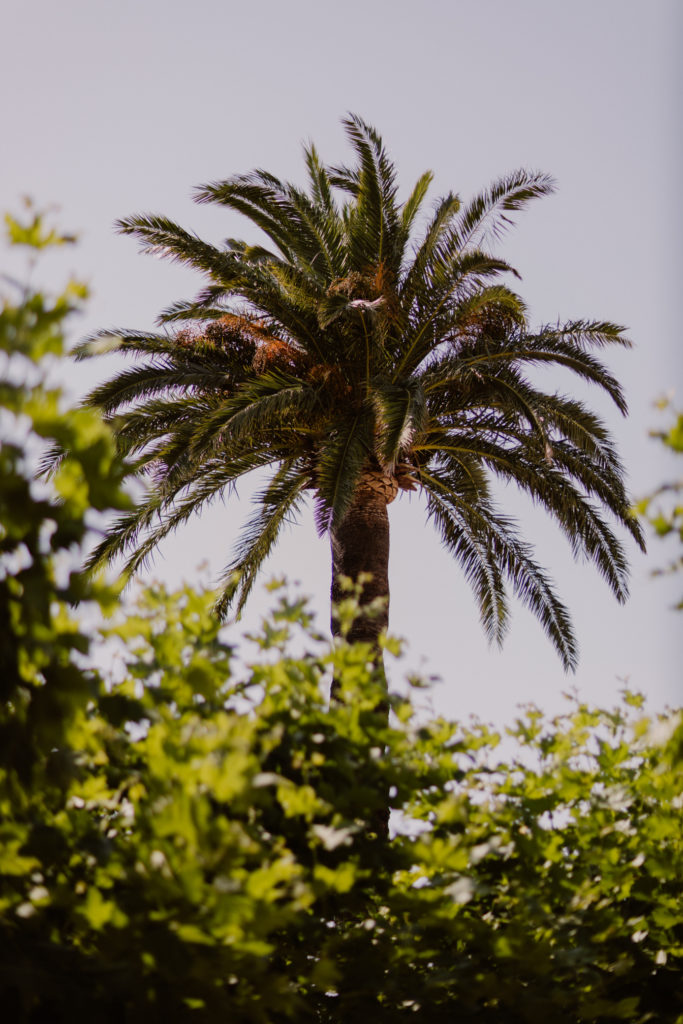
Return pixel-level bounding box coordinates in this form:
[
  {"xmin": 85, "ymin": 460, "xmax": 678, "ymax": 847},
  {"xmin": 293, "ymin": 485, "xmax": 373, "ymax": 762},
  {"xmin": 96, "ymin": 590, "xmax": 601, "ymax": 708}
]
[{"xmin": 3, "ymin": 0, "xmax": 681, "ymax": 722}]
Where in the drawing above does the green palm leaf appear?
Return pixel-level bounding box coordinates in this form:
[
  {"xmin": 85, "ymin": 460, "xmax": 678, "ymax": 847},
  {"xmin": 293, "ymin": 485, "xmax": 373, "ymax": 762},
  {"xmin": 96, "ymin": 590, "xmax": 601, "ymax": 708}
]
[
  {"xmin": 372, "ymin": 380, "xmax": 426, "ymax": 466},
  {"xmin": 314, "ymin": 411, "xmax": 374, "ymax": 532},
  {"xmin": 215, "ymin": 461, "xmax": 308, "ymax": 618}
]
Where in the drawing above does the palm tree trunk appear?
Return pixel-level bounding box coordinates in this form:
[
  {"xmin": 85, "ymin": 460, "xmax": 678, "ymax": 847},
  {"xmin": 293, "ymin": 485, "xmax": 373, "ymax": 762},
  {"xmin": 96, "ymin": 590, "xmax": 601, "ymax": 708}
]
[
  {"xmin": 329, "ymin": 468, "xmax": 394, "ymax": 650},
  {"xmin": 329, "ymin": 469, "xmax": 395, "ymax": 838}
]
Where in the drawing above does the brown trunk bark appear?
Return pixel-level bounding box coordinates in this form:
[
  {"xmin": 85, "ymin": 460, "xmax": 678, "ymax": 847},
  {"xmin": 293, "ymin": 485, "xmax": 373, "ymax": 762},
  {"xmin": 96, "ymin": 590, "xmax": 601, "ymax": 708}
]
[
  {"xmin": 329, "ymin": 472, "xmax": 392, "ymax": 648},
  {"xmin": 329, "ymin": 469, "xmax": 395, "ymax": 839}
]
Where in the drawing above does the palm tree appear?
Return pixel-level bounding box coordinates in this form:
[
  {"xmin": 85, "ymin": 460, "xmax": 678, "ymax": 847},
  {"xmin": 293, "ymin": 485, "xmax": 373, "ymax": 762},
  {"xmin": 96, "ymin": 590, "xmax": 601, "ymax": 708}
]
[{"xmin": 75, "ymin": 115, "xmax": 643, "ymax": 674}]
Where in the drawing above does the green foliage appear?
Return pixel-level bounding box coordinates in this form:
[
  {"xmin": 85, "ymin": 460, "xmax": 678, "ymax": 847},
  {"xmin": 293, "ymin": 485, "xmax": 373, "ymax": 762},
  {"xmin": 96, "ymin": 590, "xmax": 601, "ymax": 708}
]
[
  {"xmin": 2, "ymin": 210, "xmax": 681, "ymax": 1022},
  {"xmin": 4, "ymin": 203, "xmax": 78, "ymax": 250},
  {"xmin": 0, "ymin": 204, "xmax": 129, "ymax": 751},
  {"xmin": 3, "ymin": 577, "xmax": 683, "ymax": 1020},
  {"xmin": 635, "ymin": 398, "xmax": 683, "ymax": 608}
]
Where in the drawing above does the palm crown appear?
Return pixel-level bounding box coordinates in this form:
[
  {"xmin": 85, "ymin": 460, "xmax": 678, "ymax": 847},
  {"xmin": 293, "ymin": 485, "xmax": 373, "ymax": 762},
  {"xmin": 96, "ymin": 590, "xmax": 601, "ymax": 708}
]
[{"xmin": 75, "ymin": 115, "xmax": 643, "ymax": 670}]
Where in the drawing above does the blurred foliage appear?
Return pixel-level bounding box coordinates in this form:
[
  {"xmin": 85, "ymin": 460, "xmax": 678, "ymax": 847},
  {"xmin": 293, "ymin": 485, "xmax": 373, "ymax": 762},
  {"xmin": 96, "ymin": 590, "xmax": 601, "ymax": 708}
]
[
  {"xmin": 1, "ymin": 210, "xmax": 682, "ymax": 1022},
  {"xmin": 635, "ymin": 398, "xmax": 683, "ymax": 608}
]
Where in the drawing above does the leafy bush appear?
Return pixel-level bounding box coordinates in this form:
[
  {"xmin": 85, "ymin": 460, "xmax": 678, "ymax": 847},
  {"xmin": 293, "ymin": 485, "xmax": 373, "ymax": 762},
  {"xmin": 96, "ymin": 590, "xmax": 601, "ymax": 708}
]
[
  {"xmin": 1, "ymin": 209, "xmax": 682, "ymax": 1022},
  {"xmin": 636, "ymin": 399, "xmax": 683, "ymax": 608}
]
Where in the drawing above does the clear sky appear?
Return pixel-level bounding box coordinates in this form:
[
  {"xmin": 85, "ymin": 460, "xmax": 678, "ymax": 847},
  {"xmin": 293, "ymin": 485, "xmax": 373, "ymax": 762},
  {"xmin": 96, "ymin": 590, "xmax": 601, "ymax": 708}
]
[{"xmin": 3, "ymin": 0, "xmax": 681, "ymax": 722}]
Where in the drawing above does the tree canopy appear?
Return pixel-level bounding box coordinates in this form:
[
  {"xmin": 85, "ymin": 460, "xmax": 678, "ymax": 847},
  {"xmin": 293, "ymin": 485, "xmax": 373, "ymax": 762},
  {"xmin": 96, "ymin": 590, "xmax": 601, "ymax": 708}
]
[{"xmin": 71, "ymin": 116, "xmax": 643, "ymax": 669}]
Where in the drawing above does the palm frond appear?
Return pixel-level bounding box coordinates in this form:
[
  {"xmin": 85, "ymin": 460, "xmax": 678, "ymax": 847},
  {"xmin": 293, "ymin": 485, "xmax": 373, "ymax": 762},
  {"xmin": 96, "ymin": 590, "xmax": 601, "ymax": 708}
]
[
  {"xmin": 86, "ymin": 442, "xmax": 280, "ymax": 578},
  {"xmin": 396, "ymin": 280, "xmax": 526, "ymax": 377},
  {"xmin": 399, "ymin": 170, "xmax": 434, "ymax": 239},
  {"xmin": 193, "ymin": 175, "xmax": 296, "ymax": 259},
  {"xmin": 449, "ymin": 169, "xmax": 556, "ymax": 252},
  {"xmin": 314, "ymin": 411, "xmax": 374, "ymax": 532},
  {"xmin": 188, "ymin": 372, "xmax": 319, "ymax": 457},
  {"xmin": 493, "ymin": 453, "xmax": 633, "ymax": 600},
  {"xmin": 158, "ymin": 289, "xmax": 231, "ymax": 324},
  {"xmin": 303, "ymin": 143, "xmax": 337, "ymax": 214},
  {"xmin": 73, "ymin": 328, "xmax": 173, "ymax": 361},
  {"xmin": 372, "ymin": 379, "xmax": 427, "ymax": 466},
  {"xmin": 338, "ymin": 114, "xmax": 402, "ymax": 271},
  {"xmin": 422, "ymin": 465, "xmax": 577, "ymax": 668},
  {"xmin": 214, "ymin": 461, "xmax": 308, "ymax": 618},
  {"xmin": 545, "ymin": 319, "xmax": 631, "ymax": 350},
  {"xmin": 116, "ymin": 214, "xmax": 242, "ymax": 281},
  {"xmin": 110, "ymin": 395, "xmax": 214, "ymax": 456},
  {"xmin": 399, "ymin": 191, "xmax": 461, "ymax": 310},
  {"xmin": 83, "ymin": 362, "xmax": 225, "ymax": 415},
  {"xmin": 422, "ymin": 466, "xmax": 508, "ymax": 646}
]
